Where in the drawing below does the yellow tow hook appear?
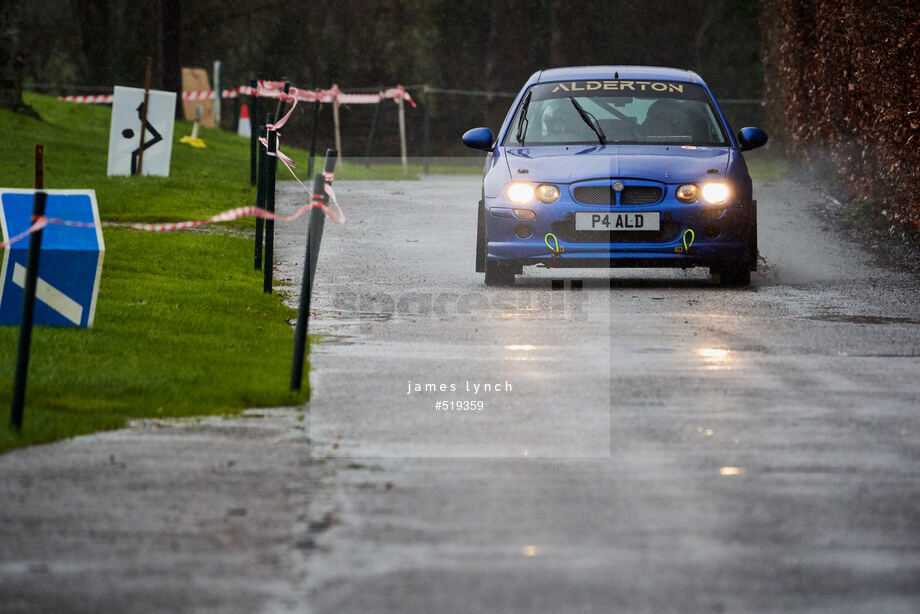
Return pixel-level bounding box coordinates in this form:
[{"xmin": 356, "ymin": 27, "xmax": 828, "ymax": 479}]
[
  {"xmin": 545, "ymin": 233, "xmax": 564, "ymax": 259},
  {"xmin": 675, "ymin": 229, "xmax": 695, "ymax": 254}
]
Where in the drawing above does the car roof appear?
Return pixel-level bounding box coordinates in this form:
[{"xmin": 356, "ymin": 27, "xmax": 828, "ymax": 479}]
[{"xmin": 533, "ymin": 66, "xmax": 702, "ymax": 85}]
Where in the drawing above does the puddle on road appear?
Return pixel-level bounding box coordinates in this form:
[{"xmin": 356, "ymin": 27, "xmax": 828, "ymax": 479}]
[
  {"xmin": 837, "ymin": 352, "xmax": 920, "ymax": 358},
  {"xmin": 807, "ymin": 314, "xmax": 920, "ymax": 325},
  {"xmin": 311, "ymin": 310, "xmax": 394, "ymax": 323},
  {"xmin": 318, "ymin": 334, "xmax": 358, "ymax": 346}
]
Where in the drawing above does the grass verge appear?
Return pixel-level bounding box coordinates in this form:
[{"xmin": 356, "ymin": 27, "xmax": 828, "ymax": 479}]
[
  {"xmin": 0, "ymin": 230, "xmax": 309, "ymax": 452},
  {"xmin": 745, "ymin": 151, "xmax": 788, "ymax": 181},
  {"xmin": 1, "ymin": 94, "xmax": 428, "ymax": 224},
  {"xmin": 0, "ymin": 94, "xmax": 317, "ymax": 453}
]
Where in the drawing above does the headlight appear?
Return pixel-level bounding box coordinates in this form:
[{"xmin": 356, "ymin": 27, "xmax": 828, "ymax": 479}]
[
  {"xmin": 702, "ymin": 183, "xmax": 730, "ymax": 205},
  {"xmin": 507, "ymin": 183, "xmax": 535, "ymax": 204},
  {"xmin": 535, "ymin": 184, "xmax": 560, "ymax": 203},
  {"xmin": 676, "ymin": 184, "xmax": 700, "ymax": 203}
]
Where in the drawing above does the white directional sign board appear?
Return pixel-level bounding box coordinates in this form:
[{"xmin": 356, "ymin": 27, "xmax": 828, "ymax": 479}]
[
  {"xmin": 107, "ymin": 86, "xmax": 177, "ymax": 176},
  {"xmin": 0, "ymin": 189, "xmax": 104, "ymax": 328}
]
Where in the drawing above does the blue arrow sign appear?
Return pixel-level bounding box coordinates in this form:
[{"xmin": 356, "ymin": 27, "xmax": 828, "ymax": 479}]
[{"xmin": 0, "ymin": 189, "xmax": 104, "ymax": 328}]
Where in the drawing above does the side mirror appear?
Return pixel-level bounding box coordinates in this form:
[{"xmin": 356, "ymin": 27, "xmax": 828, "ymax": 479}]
[
  {"xmin": 462, "ymin": 127, "xmax": 494, "ymax": 151},
  {"xmin": 737, "ymin": 127, "xmax": 768, "ymax": 151}
]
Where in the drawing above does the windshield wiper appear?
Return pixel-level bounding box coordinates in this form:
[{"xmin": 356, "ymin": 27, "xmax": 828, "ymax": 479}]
[
  {"xmin": 569, "ymin": 97, "xmax": 606, "ymax": 145},
  {"xmin": 516, "ymin": 90, "xmax": 532, "ymax": 144}
]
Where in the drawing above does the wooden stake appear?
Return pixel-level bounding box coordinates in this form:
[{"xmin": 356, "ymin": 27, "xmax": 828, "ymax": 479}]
[
  {"xmin": 397, "ymin": 96, "xmax": 408, "ymax": 175},
  {"xmin": 34, "ymin": 144, "xmax": 44, "ymax": 189},
  {"xmin": 136, "ymin": 56, "xmax": 152, "ymax": 175},
  {"xmin": 212, "ymin": 60, "xmax": 222, "ymax": 126},
  {"xmin": 332, "ymin": 84, "xmax": 343, "ymax": 168}
]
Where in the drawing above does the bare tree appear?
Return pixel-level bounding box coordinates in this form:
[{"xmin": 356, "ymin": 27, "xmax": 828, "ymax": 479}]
[
  {"xmin": 694, "ymin": 0, "xmax": 728, "ymax": 70},
  {"xmin": 0, "ymin": 3, "xmax": 38, "ymax": 117},
  {"xmin": 161, "ymin": 0, "xmax": 181, "ymax": 113},
  {"xmin": 74, "ymin": 0, "xmax": 112, "ymax": 86},
  {"xmin": 549, "ymin": 0, "xmax": 586, "ymax": 67}
]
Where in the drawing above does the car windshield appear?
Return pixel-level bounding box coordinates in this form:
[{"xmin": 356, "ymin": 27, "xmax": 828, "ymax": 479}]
[{"xmin": 503, "ymin": 80, "xmax": 729, "ymax": 147}]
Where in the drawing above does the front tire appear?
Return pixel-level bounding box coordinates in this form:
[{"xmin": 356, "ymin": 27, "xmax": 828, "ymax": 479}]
[
  {"xmin": 748, "ymin": 200, "xmax": 758, "ymax": 271},
  {"xmin": 484, "ymin": 258, "xmax": 515, "ymax": 286},
  {"xmin": 713, "ymin": 201, "xmax": 757, "ymax": 287},
  {"xmin": 475, "ymin": 199, "xmax": 486, "ymax": 273}
]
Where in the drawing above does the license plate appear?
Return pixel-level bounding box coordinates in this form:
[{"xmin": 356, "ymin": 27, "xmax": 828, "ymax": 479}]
[{"xmin": 574, "ymin": 211, "xmax": 660, "ymax": 231}]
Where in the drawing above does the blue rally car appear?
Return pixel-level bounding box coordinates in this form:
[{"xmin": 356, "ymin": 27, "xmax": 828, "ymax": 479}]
[{"xmin": 462, "ymin": 66, "xmax": 768, "ymax": 286}]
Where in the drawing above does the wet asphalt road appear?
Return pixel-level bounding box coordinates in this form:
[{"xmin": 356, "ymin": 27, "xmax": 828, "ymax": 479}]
[
  {"xmin": 276, "ymin": 174, "xmax": 920, "ymax": 612},
  {"xmin": 1, "ymin": 173, "xmax": 919, "ymax": 613}
]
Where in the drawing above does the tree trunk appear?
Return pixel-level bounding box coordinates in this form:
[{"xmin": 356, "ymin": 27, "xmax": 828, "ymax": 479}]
[
  {"xmin": 0, "ymin": 3, "xmax": 39, "ymax": 117},
  {"xmin": 161, "ymin": 0, "xmax": 182, "ymax": 115},
  {"xmin": 693, "ymin": 0, "xmax": 727, "ymax": 72},
  {"xmin": 484, "ymin": 0, "xmax": 531, "ymax": 125},
  {"xmin": 550, "ymin": 0, "xmax": 586, "ymax": 67},
  {"xmin": 74, "ymin": 0, "xmax": 113, "ymax": 86}
]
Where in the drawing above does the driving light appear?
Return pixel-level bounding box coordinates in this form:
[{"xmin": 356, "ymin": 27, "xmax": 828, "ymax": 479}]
[
  {"xmin": 702, "ymin": 183, "xmax": 730, "ymax": 204},
  {"xmin": 676, "ymin": 184, "xmax": 700, "ymax": 203},
  {"xmin": 536, "ymin": 184, "xmax": 560, "ymax": 203},
  {"xmin": 507, "ymin": 183, "xmax": 535, "ymax": 204},
  {"xmin": 514, "ymin": 223, "xmax": 533, "ymax": 238}
]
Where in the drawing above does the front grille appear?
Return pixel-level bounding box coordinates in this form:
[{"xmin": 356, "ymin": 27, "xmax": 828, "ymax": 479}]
[
  {"xmin": 551, "ymin": 219, "xmax": 682, "ymax": 243},
  {"xmin": 572, "ymin": 185, "xmax": 663, "ymax": 205},
  {"xmin": 573, "ymin": 186, "xmax": 612, "ymax": 205},
  {"xmin": 621, "ymin": 186, "xmax": 663, "ymax": 205}
]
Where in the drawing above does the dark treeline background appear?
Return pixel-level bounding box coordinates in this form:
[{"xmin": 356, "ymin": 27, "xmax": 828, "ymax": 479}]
[
  {"xmin": 11, "ymin": 0, "xmax": 764, "ymax": 155},
  {"xmin": 8, "ymin": 1, "xmax": 918, "ymax": 225}
]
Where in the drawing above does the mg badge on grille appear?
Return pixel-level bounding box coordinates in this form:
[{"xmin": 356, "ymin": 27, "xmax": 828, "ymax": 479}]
[{"xmin": 612, "ymin": 182, "xmax": 624, "ymax": 192}]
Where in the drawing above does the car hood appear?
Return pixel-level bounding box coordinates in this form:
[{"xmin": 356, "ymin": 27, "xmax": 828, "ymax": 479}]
[{"xmin": 502, "ymin": 145, "xmax": 731, "ymax": 184}]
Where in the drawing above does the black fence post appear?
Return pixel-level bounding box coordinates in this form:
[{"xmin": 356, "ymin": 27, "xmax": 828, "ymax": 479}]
[
  {"xmin": 10, "ymin": 191, "xmax": 47, "ymax": 431},
  {"xmin": 423, "ymin": 85, "xmax": 431, "ymax": 174},
  {"xmin": 364, "ymin": 100, "xmax": 382, "ymax": 169},
  {"xmin": 308, "ymin": 100, "xmax": 321, "ymax": 179},
  {"xmin": 249, "ymin": 79, "xmax": 258, "ymax": 186},
  {"xmin": 254, "ymin": 120, "xmax": 267, "ymax": 270},
  {"xmin": 261, "ymin": 82, "xmax": 290, "ymax": 290},
  {"xmin": 291, "ymin": 149, "xmax": 337, "ymax": 391},
  {"xmin": 274, "ymin": 81, "xmax": 290, "ymax": 122},
  {"xmin": 263, "ymin": 124, "xmax": 278, "ymax": 294},
  {"xmin": 322, "ymin": 149, "xmax": 338, "ymax": 191}
]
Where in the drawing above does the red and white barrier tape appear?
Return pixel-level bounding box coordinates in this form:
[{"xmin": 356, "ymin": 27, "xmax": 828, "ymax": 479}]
[
  {"xmin": 56, "ymin": 94, "xmax": 115, "ymax": 104},
  {"xmin": 0, "ymin": 217, "xmax": 99, "ymax": 250},
  {"xmin": 274, "ymin": 162, "xmax": 345, "ymax": 225},
  {"xmin": 1, "ymin": 188, "xmax": 340, "ymax": 250},
  {"xmin": 254, "ymin": 93, "xmax": 346, "ymax": 225},
  {"xmin": 0, "ymin": 217, "xmax": 48, "ymax": 250},
  {"xmin": 59, "ymin": 83, "xmax": 415, "ymax": 106},
  {"xmin": 58, "ymin": 81, "xmax": 282, "ymax": 103},
  {"xmin": 256, "ymin": 89, "xmax": 300, "ymax": 167},
  {"xmin": 127, "ymin": 189, "xmax": 333, "ymax": 233},
  {"xmin": 9, "ymin": 81, "xmax": 350, "ymax": 251},
  {"xmin": 2, "ymin": 181, "xmax": 342, "ymax": 251}
]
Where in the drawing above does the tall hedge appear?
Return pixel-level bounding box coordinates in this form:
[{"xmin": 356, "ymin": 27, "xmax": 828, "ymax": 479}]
[{"xmin": 761, "ymin": 1, "xmax": 920, "ymax": 229}]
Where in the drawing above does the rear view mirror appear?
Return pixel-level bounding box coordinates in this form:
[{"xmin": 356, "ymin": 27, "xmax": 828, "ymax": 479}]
[
  {"xmin": 737, "ymin": 127, "xmax": 768, "ymax": 151},
  {"xmin": 462, "ymin": 127, "xmax": 494, "ymax": 151}
]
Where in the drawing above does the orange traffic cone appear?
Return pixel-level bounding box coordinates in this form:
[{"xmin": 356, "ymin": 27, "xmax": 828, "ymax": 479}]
[{"xmin": 238, "ymin": 103, "xmax": 251, "ymax": 138}]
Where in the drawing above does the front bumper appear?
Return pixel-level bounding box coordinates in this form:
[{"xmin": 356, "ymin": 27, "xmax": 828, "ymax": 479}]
[{"xmin": 485, "ymin": 195, "xmax": 753, "ymax": 269}]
